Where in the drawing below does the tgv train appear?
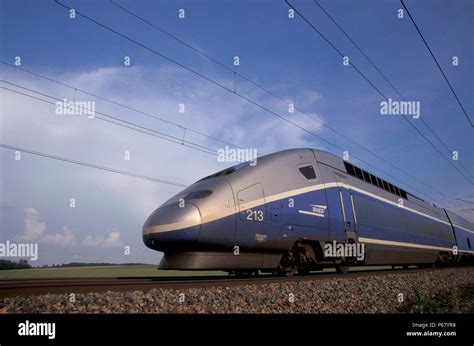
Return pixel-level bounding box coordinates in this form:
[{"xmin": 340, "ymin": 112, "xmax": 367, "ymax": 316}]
[{"xmin": 143, "ymin": 149, "xmax": 474, "ymax": 276}]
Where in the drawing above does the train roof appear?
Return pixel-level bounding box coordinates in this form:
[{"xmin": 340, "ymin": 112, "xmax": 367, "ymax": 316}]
[
  {"xmin": 308, "ymin": 148, "xmax": 474, "ymax": 227},
  {"xmin": 202, "ymin": 148, "xmax": 473, "ymax": 227},
  {"xmin": 260, "ymin": 149, "xmax": 472, "ymax": 226}
]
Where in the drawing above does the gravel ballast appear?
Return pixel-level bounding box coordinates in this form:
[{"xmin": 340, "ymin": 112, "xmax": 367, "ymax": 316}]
[{"xmin": 1, "ymin": 268, "xmax": 473, "ymax": 313}]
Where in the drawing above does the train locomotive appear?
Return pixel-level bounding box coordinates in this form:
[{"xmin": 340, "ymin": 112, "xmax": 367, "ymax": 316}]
[{"xmin": 143, "ymin": 148, "xmax": 474, "ymax": 276}]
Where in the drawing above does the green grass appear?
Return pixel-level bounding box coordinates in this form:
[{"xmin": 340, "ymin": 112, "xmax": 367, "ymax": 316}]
[
  {"xmin": 399, "ymin": 283, "xmax": 474, "ymax": 313},
  {"xmin": 0, "ymin": 265, "xmax": 227, "ymax": 279}
]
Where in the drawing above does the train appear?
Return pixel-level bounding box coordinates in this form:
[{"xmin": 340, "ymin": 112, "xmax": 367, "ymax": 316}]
[{"xmin": 143, "ymin": 148, "xmax": 474, "ymax": 276}]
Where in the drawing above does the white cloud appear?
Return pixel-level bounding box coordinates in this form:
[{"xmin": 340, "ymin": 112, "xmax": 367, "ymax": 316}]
[
  {"xmin": 14, "ymin": 208, "xmax": 76, "ymax": 246},
  {"xmin": 14, "ymin": 208, "xmax": 46, "ymax": 242},
  {"xmin": 82, "ymin": 231, "xmax": 123, "ymax": 248},
  {"xmin": 101, "ymin": 231, "xmax": 123, "ymax": 248},
  {"xmin": 40, "ymin": 227, "xmax": 77, "ymax": 246},
  {"xmin": 13, "ymin": 208, "xmax": 122, "ymax": 248}
]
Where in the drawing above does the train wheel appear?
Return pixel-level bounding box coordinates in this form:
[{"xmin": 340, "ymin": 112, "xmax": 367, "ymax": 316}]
[
  {"xmin": 335, "ymin": 263, "xmax": 350, "ymax": 274},
  {"xmin": 276, "ymin": 249, "xmax": 297, "ymax": 277}
]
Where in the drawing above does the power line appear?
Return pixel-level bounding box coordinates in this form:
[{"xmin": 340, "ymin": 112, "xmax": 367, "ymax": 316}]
[
  {"xmin": 3, "ymin": 84, "xmax": 443, "ymax": 205},
  {"xmin": 400, "ymin": 0, "xmax": 473, "ymax": 128},
  {"xmin": 288, "ymin": 0, "xmax": 473, "ymax": 184},
  {"xmin": 312, "ymin": 0, "xmax": 474, "ymax": 181},
  {"xmin": 0, "ymin": 82, "xmax": 219, "ymax": 157},
  {"xmin": 0, "ymin": 143, "xmax": 187, "ymax": 187},
  {"xmin": 286, "ymin": 0, "xmax": 474, "ymax": 186},
  {"xmin": 52, "ymin": 0, "xmax": 446, "ymax": 202},
  {"xmin": 47, "ymin": 3, "xmax": 345, "ymax": 151},
  {"xmin": 1, "ymin": 78, "xmax": 439, "ymax": 203},
  {"xmin": 2, "ymin": 82, "xmax": 257, "ymax": 165},
  {"xmin": 109, "ymin": 0, "xmax": 234, "ymax": 75},
  {"xmin": 108, "ymin": 0, "xmax": 448, "ymax": 198},
  {"xmin": 286, "ymin": 0, "xmax": 387, "ymax": 98},
  {"xmin": 0, "ymin": 61, "xmax": 245, "ymax": 152},
  {"xmin": 313, "ymin": 0, "xmax": 401, "ymax": 99}
]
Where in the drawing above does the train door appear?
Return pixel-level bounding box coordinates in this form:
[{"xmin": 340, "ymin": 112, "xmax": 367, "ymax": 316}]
[
  {"xmin": 336, "ymin": 174, "xmax": 357, "ymax": 240},
  {"xmin": 236, "ymin": 183, "xmax": 267, "ymax": 248},
  {"xmin": 292, "ymin": 162, "xmax": 329, "ymax": 233}
]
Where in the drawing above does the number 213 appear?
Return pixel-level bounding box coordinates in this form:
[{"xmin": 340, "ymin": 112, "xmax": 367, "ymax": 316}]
[{"xmin": 246, "ymin": 209, "xmax": 264, "ymax": 221}]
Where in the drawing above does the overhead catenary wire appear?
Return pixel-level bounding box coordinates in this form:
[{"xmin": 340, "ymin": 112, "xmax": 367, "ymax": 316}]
[
  {"xmin": 0, "ymin": 143, "xmax": 187, "ymax": 187},
  {"xmin": 0, "ymin": 82, "xmax": 220, "ymax": 157},
  {"xmin": 457, "ymin": 198, "xmax": 474, "ymax": 205},
  {"xmin": 51, "ymin": 0, "xmax": 447, "ymax": 203},
  {"xmin": 288, "ymin": 0, "xmax": 473, "ymax": 185},
  {"xmin": 285, "ymin": 0, "xmax": 474, "ymax": 186},
  {"xmin": 107, "ymin": 0, "xmax": 449, "ymax": 198},
  {"xmin": 400, "ymin": 0, "xmax": 473, "ymax": 128},
  {"xmin": 1, "ymin": 82, "xmax": 255, "ymax": 165},
  {"xmin": 312, "ymin": 0, "xmax": 474, "ymax": 180},
  {"xmin": 1, "ymin": 79, "xmax": 439, "ymax": 203},
  {"xmin": 0, "ymin": 61, "xmax": 245, "ymax": 153}
]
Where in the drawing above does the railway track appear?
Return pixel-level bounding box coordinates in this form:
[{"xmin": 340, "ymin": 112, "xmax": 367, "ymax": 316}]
[{"xmin": 0, "ymin": 267, "xmax": 455, "ymax": 298}]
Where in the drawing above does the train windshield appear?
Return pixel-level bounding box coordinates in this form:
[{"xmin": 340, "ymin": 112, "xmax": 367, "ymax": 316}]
[
  {"xmin": 184, "ymin": 190, "xmax": 213, "ymax": 200},
  {"xmin": 197, "ymin": 162, "xmax": 248, "ymax": 182}
]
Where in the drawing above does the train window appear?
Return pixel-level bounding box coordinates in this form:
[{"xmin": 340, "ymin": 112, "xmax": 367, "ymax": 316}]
[
  {"xmin": 343, "ymin": 163, "xmax": 407, "ymax": 199},
  {"xmin": 344, "ymin": 162, "xmax": 355, "ymax": 176},
  {"xmin": 354, "ymin": 166, "xmax": 363, "ymax": 180},
  {"xmin": 370, "ymin": 174, "xmax": 378, "ymax": 187},
  {"xmin": 362, "ymin": 170, "xmax": 371, "ymax": 183},
  {"xmin": 394, "ymin": 186, "xmax": 401, "ymax": 196},
  {"xmin": 299, "ymin": 165, "xmax": 317, "ymax": 180},
  {"xmin": 184, "ymin": 190, "xmax": 213, "ymax": 200},
  {"xmin": 376, "ymin": 177, "xmax": 383, "ymax": 188},
  {"xmin": 197, "ymin": 162, "xmax": 247, "ymax": 182},
  {"xmin": 468, "ymin": 238, "xmax": 471, "ymax": 250},
  {"xmin": 399, "ymin": 189, "xmax": 408, "ymax": 199},
  {"xmin": 388, "ymin": 183, "xmax": 395, "ymax": 194}
]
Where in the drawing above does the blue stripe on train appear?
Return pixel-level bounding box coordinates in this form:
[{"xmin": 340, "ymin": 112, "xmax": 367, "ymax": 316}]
[{"xmin": 148, "ymin": 186, "xmax": 466, "ymax": 252}]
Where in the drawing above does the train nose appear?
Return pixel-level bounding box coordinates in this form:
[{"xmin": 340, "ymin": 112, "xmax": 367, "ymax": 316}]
[{"xmin": 143, "ymin": 203, "xmax": 201, "ymax": 252}]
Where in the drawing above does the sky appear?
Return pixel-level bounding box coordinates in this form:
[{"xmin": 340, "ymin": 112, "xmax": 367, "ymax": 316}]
[{"xmin": 0, "ymin": 0, "xmax": 473, "ymax": 266}]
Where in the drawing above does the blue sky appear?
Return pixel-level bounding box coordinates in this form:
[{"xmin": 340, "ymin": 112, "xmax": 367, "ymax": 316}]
[{"xmin": 0, "ymin": 0, "xmax": 473, "ymax": 265}]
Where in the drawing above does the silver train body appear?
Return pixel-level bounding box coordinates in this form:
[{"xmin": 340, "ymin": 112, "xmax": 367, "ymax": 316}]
[{"xmin": 143, "ymin": 149, "xmax": 474, "ymax": 274}]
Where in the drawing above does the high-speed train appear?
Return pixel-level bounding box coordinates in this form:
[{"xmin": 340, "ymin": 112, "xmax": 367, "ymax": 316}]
[{"xmin": 143, "ymin": 148, "xmax": 474, "ymax": 276}]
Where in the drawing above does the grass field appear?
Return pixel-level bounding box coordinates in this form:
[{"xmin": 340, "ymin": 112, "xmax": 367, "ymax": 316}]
[
  {"xmin": 0, "ymin": 265, "xmax": 227, "ymax": 279},
  {"xmin": 399, "ymin": 283, "xmax": 474, "ymax": 313},
  {"xmin": 0, "ymin": 264, "xmax": 396, "ymax": 279}
]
